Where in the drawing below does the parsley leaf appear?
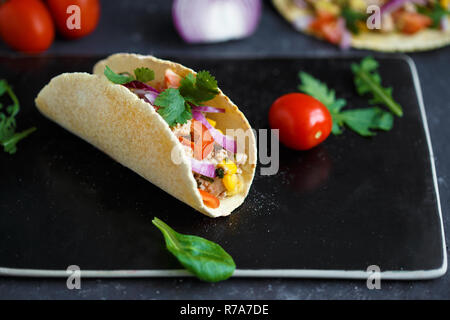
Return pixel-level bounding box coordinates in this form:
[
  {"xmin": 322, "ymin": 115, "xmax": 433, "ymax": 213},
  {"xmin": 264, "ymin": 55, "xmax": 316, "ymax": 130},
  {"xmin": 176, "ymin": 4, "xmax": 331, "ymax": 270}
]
[
  {"xmin": 351, "ymin": 57, "xmax": 403, "ymax": 117},
  {"xmin": 179, "ymin": 71, "xmax": 219, "ymax": 105},
  {"xmin": 298, "ymin": 71, "xmax": 394, "ymax": 136},
  {"xmin": 104, "ymin": 66, "xmax": 135, "ymax": 84},
  {"xmin": 0, "ymin": 79, "xmax": 36, "ymax": 154},
  {"xmin": 134, "ymin": 67, "xmax": 155, "ymax": 83},
  {"xmin": 155, "ymin": 88, "xmax": 191, "ymax": 126}
]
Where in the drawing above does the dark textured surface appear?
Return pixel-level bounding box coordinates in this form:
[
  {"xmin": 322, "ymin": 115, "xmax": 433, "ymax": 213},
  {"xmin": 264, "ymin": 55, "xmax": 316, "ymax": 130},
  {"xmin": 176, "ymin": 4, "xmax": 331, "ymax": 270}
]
[
  {"xmin": 0, "ymin": 0, "xmax": 449, "ymax": 299},
  {"xmin": 0, "ymin": 56, "xmax": 443, "ymax": 272}
]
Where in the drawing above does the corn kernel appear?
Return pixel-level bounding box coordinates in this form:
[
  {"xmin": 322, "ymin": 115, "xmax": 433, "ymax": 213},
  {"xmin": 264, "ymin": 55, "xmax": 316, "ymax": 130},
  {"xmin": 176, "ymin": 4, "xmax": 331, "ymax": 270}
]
[
  {"xmin": 223, "ymin": 174, "xmax": 238, "ymax": 193},
  {"xmin": 314, "ymin": 1, "xmax": 340, "ymax": 16},
  {"xmin": 441, "ymin": 0, "xmax": 449, "ymax": 9},
  {"xmin": 218, "ymin": 159, "xmax": 237, "ymax": 175},
  {"xmin": 207, "ymin": 118, "xmax": 216, "ymax": 127},
  {"xmin": 350, "ymin": 0, "xmax": 366, "ymax": 12}
]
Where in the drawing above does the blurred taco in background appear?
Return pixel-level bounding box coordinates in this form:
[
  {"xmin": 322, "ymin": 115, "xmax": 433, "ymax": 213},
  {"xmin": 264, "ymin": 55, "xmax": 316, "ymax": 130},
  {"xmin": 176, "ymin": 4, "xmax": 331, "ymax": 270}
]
[
  {"xmin": 273, "ymin": 0, "xmax": 450, "ymax": 52},
  {"xmin": 35, "ymin": 54, "xmax": 257, "ymax": 218}
]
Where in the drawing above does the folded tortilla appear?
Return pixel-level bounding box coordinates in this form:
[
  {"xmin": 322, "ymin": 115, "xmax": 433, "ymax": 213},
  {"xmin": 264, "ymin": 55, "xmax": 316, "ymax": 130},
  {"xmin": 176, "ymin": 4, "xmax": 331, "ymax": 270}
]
[
  {"xmin": 35, "ymin": 54, "xmax": 257, "ymax": 218},
  {"xmin": 273, "ymin": 0, "xmax": 450, "ymax": 52}
]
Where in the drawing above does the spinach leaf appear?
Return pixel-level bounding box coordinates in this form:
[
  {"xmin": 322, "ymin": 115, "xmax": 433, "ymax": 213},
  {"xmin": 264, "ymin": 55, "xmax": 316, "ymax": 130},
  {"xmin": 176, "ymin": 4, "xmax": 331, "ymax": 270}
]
[{"xmin": 152, "ymin": 217, "xmax": 235, "ymax": 282}]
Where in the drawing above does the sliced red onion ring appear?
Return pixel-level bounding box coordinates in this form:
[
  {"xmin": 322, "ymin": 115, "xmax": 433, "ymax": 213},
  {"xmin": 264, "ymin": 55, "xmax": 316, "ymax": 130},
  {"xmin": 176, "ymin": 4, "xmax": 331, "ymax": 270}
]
[
  {"xmin": 380, "ymin": 0, "xmax": 413, "ymax": 16},
  {"xmin": 441, "ymin": 17, "xmax": 449, "ymax": 31},
  {"xmin": 124, "ymin": 81, "xmax": 159, "ymax": 93},
  {"xmin": 338, "ymin": 18, "xmax": 352, "ymax": 50},
  {"xmin": 172, "ymin": 0, "xmax": 262, "ymax": 44},
  {"xmin": 191, "ymin": 105, "xmax": 225, "ymax": 113},
  {"xmin": 190, "ymin": 158, "xmax": 216, "ymax": 178},
  {"xmin": 192, "ymin": 110, "xmax": 237, "ymax": 153}
]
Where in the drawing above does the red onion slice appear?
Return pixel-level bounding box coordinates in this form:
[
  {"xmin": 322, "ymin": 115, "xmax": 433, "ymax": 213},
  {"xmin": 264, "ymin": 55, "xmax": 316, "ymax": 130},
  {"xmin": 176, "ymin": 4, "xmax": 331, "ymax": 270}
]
[
  {"xmin": 192, "ymin": 111, "xmax": 237, "ymax": 153},
  {"xmin": 191, "ymin": 105, "xmax": 225, "ymax": 113},
  {"xmin": 380, "ymin": 0, "xmax": 412, "ymax": 16},
  {"xmin": 190, "ymin": 158, "xmax": 216, "ymax": 178},
  {"xmin": 172, "ymin": 0, "xmax": 262, "ymax": 44},
  {"xmin": 124, "ymin": 81, "xmax": 160, "ymax": 93}
]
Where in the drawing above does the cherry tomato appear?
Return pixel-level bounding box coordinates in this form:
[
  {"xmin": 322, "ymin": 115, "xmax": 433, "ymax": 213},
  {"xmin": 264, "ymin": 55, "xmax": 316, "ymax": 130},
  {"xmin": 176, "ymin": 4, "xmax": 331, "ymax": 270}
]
[
  {"xmin": 198, "ymin": 189, "xmax": 220, "ymax": 209},
  {"xmin": 269, "ymin": 93, "xmax": 332, "ymax": 151},
  {"xmin": 46, "ymin": 0, "xmax": 100, "ymax": 39},
  {"xmin": 165, "ymin": 69, "xmax": 182, "ymax": 89},
  {"xmin": 0, "ymin": 0, "xmax": 54, "ymax": 54}
]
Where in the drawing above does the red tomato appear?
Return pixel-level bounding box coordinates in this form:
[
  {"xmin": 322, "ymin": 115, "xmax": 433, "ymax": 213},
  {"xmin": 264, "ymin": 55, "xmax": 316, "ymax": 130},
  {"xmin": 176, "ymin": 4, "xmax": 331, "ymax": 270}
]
[
  {"xmin": 309, "ymin": 13, "xmax": 342, "ymax": 45},
  {"xmin": 46, "ymin": 0, "xmax": 100, "ymax": 39},
  {"xmin": 198, "ymin": 189, "xmax": 220, "ymax": 209},
  {"xmin": 0, "ymin": 0, "xmax": 54, "ymax": 54},
  {"xmin": 393, "ymin": 11, "xmax": 432, "ymax": 34},
  {"xmin": 165, "ymin": 69, "xmax": 182, "ymax": 88},
  {"xmin": 269, "ymin": 93, "xmax": 332, "ymax": 151}
]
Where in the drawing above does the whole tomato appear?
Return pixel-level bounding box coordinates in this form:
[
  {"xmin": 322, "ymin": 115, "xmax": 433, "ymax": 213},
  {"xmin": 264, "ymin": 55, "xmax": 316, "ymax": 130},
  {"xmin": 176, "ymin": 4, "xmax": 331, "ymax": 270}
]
[
  {"xmin": 46, "ymin": 0, "xmax": 100, "ymax": 39},
  {"xmin": 269, "ymin": 93, "xmax": 332, "ymax": 150},
  {"xmin": 0, "ymin": 0, "xmax": 54, "ymax": 54}
]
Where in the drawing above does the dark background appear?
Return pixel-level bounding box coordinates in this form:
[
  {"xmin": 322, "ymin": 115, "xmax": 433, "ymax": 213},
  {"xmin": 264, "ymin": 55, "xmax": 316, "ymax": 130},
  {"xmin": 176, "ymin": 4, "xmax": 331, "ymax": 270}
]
[{"xmin": 0, "ymin": 0, "xmax": 449, "ymax": 299}]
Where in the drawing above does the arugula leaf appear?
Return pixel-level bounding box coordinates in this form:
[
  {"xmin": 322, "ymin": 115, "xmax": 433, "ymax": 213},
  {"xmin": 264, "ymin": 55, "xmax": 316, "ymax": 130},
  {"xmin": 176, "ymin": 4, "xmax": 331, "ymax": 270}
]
[
  {"xmin": 298, "ymin": 71, "xmax": 394, "ymax": 136},
  {"xmin": 152, "ymin": 217, "xmax": 235, "ymax": 282},
  {"xmin": 351, "ymin": 57, "xmax": 403, "ymax": 117},
  {"xmin": 342, "ymin": 6, "xmax": 367, "ymax": 34},
  {"xmin": 179, "ymin": 71, "xmax": 219, "ymax": 105},
  {"xmin": 0, "ymin": 79, "xmax": 36, "ymax": 154},
  {"xmin": 104, "ymin": 66, "xmax": 135, "ymax": 84},
  {"xmin": 134, "ymin": 67, "xmax": 155, "ymax": 83},
  {"xmin": 155, "ymin": 88, "xmax": 191, "ymax": 126}
]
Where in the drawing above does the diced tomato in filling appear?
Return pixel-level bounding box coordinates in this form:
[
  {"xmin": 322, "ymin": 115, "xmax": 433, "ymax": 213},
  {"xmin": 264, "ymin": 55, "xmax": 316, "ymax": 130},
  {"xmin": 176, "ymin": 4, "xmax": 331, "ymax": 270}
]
[
  {"xmin": 198, "ymin": 189, "xmax": 220, "ymax": 209},
  {"xmin": 309, "ymin": 13, "xmax": 342, "ymax": 45},
  {"xmin": 393, "ymin": 11, "xmax": 432, "ymax": 34},
  {"xmin": 179, "ymin": 120, "xmax": 214, "ymax": 160},
  {"xmin": 165, "ymin": 69, "xmax": 182, "ymax": 88}
]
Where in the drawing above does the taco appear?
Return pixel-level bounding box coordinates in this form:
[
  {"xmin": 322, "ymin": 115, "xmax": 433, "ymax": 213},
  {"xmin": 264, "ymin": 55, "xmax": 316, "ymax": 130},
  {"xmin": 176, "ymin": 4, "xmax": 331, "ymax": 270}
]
[
  {"xmin": 35, "ymin": 54, "xmax": 257, "ymax": 218},
  {"xmin": 273, "ymin": 0, "xmax": 450, "ymax": 52}
]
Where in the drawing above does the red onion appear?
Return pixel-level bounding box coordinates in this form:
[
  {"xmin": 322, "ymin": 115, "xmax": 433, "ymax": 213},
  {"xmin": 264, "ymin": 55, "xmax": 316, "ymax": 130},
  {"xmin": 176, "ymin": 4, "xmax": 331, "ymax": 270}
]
[
  {"xmin": 173, "ymin": 0, "xmax": 262, "ymax": 44},
  {"xmin": 191, "ymin": 105, "xmax": 225, "ymax": 113},
  {"xmin": 190, "ymin": 158, "xmax": 216, "ymax": 178},
  {"xmin": 124, "ymin": 80, "xmax": 159, "ymax": 93},
  {"xmin": 192, "ymin": 110, "xmax": 237, "ymax": 153},
  {"xmin": 380, "ymin": 0, "xmax": 414, "ymax": 15},
  {"xmin": 338, "ymin": 18, "xmax": 352, "ymax": 50}
]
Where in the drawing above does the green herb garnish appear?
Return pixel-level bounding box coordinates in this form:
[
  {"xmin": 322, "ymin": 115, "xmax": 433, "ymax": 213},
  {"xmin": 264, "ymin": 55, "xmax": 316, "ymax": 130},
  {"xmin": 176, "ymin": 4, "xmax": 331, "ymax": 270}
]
[
  {"xmin": 298, "ymin": 71, "xmax": 393, "ymax": 136},
  {"xmin": 104, "ymin": 66, "xmax": 155, "ymax": 84},
  {"xmin": 0, "ymin": 79, "xmax": 36, "ymax": 154},
  {"xmin": 215, "ymin": 167, "xmax": 225, "ymax": 179},
  {"xmin": 154, "ymin": 70, "xmax": 219, "ymax": 126},
  {"xmin": 104, "ymin": 66, "xmax": 219, "ymax": 127},
  {"xmin": 152, "ymin": 217, "xmax": 235, "ymax": 282},
  {"xmin": 351, "ymin": 57, "xmax": 403, "ymax": 117},
  {"xmin": 418, "ymin": 3, "xmax": 450, "ymax": 28},
  {"xmin": 342, "ymin": 6, "xmax": 367, "ymax": 34}
]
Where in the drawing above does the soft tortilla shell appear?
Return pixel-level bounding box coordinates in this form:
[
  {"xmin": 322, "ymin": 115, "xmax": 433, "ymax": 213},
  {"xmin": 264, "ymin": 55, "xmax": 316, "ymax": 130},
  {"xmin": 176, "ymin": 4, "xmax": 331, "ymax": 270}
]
[
  {"xmin": 273, "ymin": 0, "xmax": 450, "ymax": 52},
  {"xmin": 35, "ymin": 55, "xmax": 257, "ymax": 218}
]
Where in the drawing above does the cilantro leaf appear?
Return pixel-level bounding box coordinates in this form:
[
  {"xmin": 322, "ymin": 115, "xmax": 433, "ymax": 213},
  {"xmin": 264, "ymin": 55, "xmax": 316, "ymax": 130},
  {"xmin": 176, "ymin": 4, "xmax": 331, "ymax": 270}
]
[
  {"xmin": 351, "ymin": 57, "xmax": 403, "ymax": 117},
  {"xmin": 179, "ymin": 71, "xmax": 219, "ymax": 105},
  {"xmin": 0, "ymin": 79, "xmax": 36, "ymax": 154},
  {"xmin": 298, "ymin": 71, "xmax": 394, "ymax": 137},
  {"xmin": 341, "ymin": 6, "xmax": 367, "ymax": 34},
  {"xmin": 154, "ymin": 88, "xmax": 191, "ymax": 126},
  {"xmin": 104, "ymin": 66, "xmax": 135, "ymax": 84},
  {"xmin": 418, "ymin": 3, "xmax": 450, "ymax": 28},
  {"xmin": 134, "ymin": 67, "xmax": 155, "ymax": 83}
]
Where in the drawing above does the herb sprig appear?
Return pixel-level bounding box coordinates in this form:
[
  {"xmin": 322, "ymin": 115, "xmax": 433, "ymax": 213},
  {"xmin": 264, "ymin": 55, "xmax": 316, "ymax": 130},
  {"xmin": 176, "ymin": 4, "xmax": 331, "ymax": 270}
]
[
  {"xmin": 104, "ymin": 66, "xmax": 219, "ymax": 127},
  {"xmin": 298, "ymin": 71, "xmax": 393, "ymax": 137},
  {"xmin": 0, "ymin": 79, "xmax": 36, "ymax": 154},
  {"xmin": 351, "ymin": 57, "xmax": 403, "ymax": 117},
  {"xmin": 152, "ymin": 217, "xmax": 235, "ymax": 282}
]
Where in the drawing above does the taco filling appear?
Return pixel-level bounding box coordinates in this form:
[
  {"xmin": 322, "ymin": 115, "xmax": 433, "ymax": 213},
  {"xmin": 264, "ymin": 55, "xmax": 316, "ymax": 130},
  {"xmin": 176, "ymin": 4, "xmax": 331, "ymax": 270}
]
[
  {"xmin": 292, "ymin": 0, "xmax": 450, "ymax": 48},
  {"xmin": 104, "ymin": 66, "xmax": 248, "ymax": 210}
]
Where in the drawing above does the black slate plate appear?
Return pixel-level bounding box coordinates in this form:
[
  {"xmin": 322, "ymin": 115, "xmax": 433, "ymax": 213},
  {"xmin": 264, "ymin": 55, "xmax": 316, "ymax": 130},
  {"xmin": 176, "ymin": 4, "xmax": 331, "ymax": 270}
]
[{"xmin": 0, "ymin": 56, "xmax": 446, "ymax": 279}]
